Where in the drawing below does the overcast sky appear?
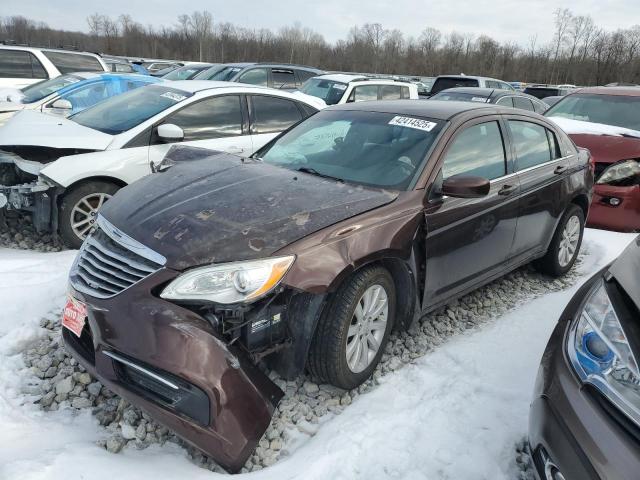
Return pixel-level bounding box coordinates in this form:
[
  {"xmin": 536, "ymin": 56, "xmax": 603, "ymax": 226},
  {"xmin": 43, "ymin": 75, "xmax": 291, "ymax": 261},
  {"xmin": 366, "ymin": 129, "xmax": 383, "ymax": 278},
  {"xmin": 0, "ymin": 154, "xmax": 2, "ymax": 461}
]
[{"xmin": 8, "ymin": 0, "xmax": 640, "ymax": 45}]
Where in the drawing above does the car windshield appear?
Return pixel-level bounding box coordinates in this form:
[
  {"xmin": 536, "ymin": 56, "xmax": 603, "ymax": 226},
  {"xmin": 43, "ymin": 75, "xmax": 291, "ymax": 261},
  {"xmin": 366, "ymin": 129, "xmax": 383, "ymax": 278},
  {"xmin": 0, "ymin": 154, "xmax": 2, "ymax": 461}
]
[
  {"xmin": 163, "ymin": 65, "xmax": 208, "ymax": 80},
  {"xmin": 546, "ymin": 94, "xmax": 640, "ymax": 131},
  {"xmin": 193, "ymin": 65, "xmax": 225, "ymax": 80},
  {"xmin": 430, "ymin": 78, "xmax": 479, "ymax": 95},
  {"xmin": 257, "ymin": 110, "xmax": 443, "ymax": 190},
  {"xmin": 20, "ymin": 74, "xmax": 84, "ymax": 103},
  {"xmin": 431, "ymin": 91, "xmax": 489, "ymax": 103},
  {"xmin": 299, "ymin": 78, "xmax": 349, "ymax": 105},
  {"xmin": 207, "ymin": 66, "xmax": 243, "ymax": 81},
  {"xmin": 71, "ymin": 85, "xmax": 193, "ymax": 135}
]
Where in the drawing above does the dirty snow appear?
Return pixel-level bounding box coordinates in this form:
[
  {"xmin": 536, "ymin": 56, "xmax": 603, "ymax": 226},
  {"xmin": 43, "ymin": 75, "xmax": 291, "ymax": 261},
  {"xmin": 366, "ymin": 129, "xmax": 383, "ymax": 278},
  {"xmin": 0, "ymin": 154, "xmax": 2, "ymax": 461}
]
[
  {"xmin": 549, "ymin": 116, "xmax": 640, "ymax": 139},
  {"xmin": 0, "ymin": 229, "xmax": 636, "ymax": 480}
]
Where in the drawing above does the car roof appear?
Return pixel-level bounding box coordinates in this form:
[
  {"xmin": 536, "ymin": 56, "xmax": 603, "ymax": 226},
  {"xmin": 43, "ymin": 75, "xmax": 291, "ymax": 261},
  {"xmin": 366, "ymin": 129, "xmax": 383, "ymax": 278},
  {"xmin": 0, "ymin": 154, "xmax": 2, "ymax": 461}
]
[
  {"xmin": 327, "ymin": 99, "xmax": 505, "ymax": 120},
  {"xmin": 572, "ymin": 86, "xmax": 640, "ymax": 97},
  {"xmin": 0, "ymin": 45, "xmax": 100, "ymax": 57},
  {"xmin": 312, "ymin": 73, "xmax": 368, "ymax": 83},
  {"xmin": 435, "ymin": 75, "xmax": 504, "ymax": 82}
]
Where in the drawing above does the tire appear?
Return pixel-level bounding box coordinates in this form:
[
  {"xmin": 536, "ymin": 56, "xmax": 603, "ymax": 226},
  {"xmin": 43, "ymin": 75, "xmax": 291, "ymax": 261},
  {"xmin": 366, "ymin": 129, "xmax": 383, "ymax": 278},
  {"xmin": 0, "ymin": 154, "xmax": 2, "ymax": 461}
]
[
  {"xmin": 534, "ymin": 204, "xmax": 585, "ymax": 277},
  {"xmin": 58, "ymin": 181, "xmax": 120, "ymax": 249},
  {"xmin": 308, "ymin": 265, "xmax": 396, "ymax": 390}
]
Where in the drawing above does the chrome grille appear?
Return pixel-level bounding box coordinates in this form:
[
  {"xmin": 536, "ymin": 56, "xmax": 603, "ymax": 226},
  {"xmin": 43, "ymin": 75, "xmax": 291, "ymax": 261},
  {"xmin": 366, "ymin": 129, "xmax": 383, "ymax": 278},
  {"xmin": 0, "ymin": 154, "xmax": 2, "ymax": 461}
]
[{"xmin": 70, "ymin": 216, "xmax": 165, "ymax": 298}]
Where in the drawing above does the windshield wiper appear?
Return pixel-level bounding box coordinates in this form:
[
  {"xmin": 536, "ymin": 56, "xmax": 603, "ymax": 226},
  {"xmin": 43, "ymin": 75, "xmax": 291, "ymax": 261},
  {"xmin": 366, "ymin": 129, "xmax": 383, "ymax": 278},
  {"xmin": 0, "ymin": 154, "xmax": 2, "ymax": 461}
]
[{"xmin": 295, "ymin": 167, "xmax": 344, "ymax": 183}]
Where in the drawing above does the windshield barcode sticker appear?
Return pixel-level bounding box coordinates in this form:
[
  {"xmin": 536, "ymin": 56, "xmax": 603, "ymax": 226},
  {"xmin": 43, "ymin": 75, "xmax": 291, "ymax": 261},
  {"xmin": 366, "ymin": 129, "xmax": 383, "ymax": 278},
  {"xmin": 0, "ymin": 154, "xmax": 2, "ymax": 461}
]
[
  {"xmin": 161, "ymin": 92, "xmax": 187, "ymax": 102},
  {"xmin": 389, "ymin": 116, "xmax": 437, "ymax": 132}
]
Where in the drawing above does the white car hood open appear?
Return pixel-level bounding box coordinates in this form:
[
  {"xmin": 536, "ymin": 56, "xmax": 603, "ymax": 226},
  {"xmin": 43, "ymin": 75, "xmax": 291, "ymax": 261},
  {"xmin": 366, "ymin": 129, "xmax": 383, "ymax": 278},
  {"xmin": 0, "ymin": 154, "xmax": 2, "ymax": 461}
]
[{"xmin": 0, "ymin": 110, "xmax": 114, "ymax": 150}]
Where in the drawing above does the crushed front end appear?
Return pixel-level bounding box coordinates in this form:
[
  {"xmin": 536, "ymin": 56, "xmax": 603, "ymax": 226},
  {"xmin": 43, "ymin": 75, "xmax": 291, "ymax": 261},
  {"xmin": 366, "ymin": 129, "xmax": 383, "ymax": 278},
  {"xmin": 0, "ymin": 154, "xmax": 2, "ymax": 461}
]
[
  {"xmin": 63, "ymin": 216, "xmax": 296, "ymax": 472},
  {"xmin": 0, "ymin": 149, "xmax": 61, "ymax": 232}
]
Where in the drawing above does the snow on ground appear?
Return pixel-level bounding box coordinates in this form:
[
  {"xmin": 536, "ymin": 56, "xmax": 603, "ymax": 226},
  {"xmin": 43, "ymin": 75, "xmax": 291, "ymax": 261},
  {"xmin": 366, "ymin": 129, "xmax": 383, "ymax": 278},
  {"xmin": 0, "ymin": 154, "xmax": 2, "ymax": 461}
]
[{"xmin": 0, "ymin": 229, "xmax": 636, "ymax": 480}]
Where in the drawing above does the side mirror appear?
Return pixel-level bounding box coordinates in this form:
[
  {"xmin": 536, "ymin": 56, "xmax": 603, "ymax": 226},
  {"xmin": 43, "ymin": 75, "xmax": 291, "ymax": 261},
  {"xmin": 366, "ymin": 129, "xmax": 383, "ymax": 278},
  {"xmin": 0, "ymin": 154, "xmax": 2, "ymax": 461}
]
[
  {"xmin": 157, "ymin": 123, "xmax": 184, "ymax": 142},
  {"xmin": 441, "ymin": 175, "xmax": 490, "ymax": 198},
  {"xmin": 50, "ymin": 99, "xmax": 72, "ymax": 110}
]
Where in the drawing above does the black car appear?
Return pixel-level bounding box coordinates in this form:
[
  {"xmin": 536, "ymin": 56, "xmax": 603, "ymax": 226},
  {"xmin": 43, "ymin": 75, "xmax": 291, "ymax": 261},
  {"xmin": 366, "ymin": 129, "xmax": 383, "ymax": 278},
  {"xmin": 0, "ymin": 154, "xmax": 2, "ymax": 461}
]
[
  {"xmin": 529, "ymin": 236, "xmax": 640, "ymax": 480},
  {"xmin": 193, "ymin": 62, "xmax": 324, "ymax": 90},
  {"xmin": 430, "ymin": 87, "xmax": 549, "ymax": 114}
]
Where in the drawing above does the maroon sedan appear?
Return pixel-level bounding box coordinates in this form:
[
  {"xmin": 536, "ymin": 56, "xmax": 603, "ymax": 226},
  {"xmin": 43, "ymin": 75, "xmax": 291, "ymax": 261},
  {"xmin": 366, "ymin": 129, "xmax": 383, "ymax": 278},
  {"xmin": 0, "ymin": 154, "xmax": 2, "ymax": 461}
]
[
  {"xmin": 546, "ymin": 87, "xmax": 640, "ymax": 232},
  {"xmin": 62, "ymin": 101, "xmax": 592, "ymax": 471}
]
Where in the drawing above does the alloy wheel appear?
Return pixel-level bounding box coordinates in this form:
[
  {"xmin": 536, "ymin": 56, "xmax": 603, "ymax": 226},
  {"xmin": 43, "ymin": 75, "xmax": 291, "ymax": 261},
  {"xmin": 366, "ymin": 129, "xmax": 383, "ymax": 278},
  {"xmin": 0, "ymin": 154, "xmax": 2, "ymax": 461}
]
[
  {"xmin": 558, "ymin": 215, "xmax": 580, "ymax": 267},
  {"xmin": 346, "ymin": 284, "xmax": 388, "ymax": 373},
  {"xmin": 70, "ymin": 193, "xmax": 111, "ymax": 240}
]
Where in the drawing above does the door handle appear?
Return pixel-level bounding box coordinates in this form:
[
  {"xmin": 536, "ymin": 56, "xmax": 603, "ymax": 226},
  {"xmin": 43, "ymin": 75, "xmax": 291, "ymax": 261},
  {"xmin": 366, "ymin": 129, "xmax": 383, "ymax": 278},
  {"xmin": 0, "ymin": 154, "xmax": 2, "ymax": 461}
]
[
  {"xmin": 554, "ymin": 165, "xmax": 568, "ymax": 175},
  {"xmin": 498, "ymin": 184, "xmax": 517, "ymax": 196}
]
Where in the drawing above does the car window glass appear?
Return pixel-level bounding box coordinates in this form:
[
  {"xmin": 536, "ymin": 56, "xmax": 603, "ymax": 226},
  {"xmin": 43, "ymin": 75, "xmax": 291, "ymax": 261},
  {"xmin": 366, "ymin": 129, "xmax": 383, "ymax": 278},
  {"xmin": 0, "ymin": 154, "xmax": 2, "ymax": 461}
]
[
  {"xmin": 0, "ymin": 50, "xmax": 47, "ymax": 79},
  {"xmin": 509, "ymin": 120, "xmax": 553, "ymax": 170},
  {"xmin": 238, "ymin": 68, "xmax": 268, "ymax": 86},
  {"xmin": 546, "ymin": 93, "xmax": 640, "ymax": 131},
  {"xmin": 351, "ymin": 85, "xmax": 378, "ymax": 102},
  {"xmin": 380, "ymin": 85, "xmax": 403, "ymax": 100},
  {"xmin": 251, "ymin": 95, "xmax": 302, "ymax": 134},
  {"xmin": 300, "ymin": 78, "xmax": 347, "ymax": 105},
  {"xmin": 513, "ymin": 96, "xmax": 534, "ymax": 111},
  {"xmin": 163, "ymin": 95, "xmax": 243, "ymax": 141},
  {"xmin": 485, "ymin": 80, "xmax": 499, "ymax": 88},
  {"xmin": 42, "ymin": 51, "xmax": 103, "ymax": 74},
  {"xmin": 59, "ymin": 81, "xmax": 111, "ymax": 113},
  {"xmin": 114, "ymin": 63, "xmax": 134, "ymax": 73},
  {"xmin": 21, "ymin": 73, "xmax": 82, "ymax": 103},
  {"xmin": 295, "ymin": 69, "xmax": 317, "ymax": 85},
  {"xmin": 258, "ymin": 110, "xmax": 443, "ymax": 190},
  {"xmin": 533, "ymin": 100, "xmax": 548, "ymax": 114},
  {"xmin": 442, "ymin": 121, "xmax": 506, "ymax": 180},
  {"xmin": 401, "ymin": 86, "xmax": 410, "ymax": 99},
  {"xmin": 496, "ymin": 97, "xmax": 514, "ymax": 107},
  {"xmin": 499, "ymin": 82, "xmax": 513, "ymax": 90},
  {"xmin": 272, "ymin": 69, "xmax": 296, "ymax": 89}
]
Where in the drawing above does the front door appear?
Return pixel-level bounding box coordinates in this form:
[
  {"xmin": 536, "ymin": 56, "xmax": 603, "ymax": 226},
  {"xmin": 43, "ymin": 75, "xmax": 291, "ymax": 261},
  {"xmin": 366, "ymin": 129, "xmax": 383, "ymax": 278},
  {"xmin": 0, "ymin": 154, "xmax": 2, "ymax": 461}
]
[
  {"xmin": 148, "ymin": 94, "xmax": 252, "ymax": 168},
  {"xmin": 423, "ymin": 118, "xmax": 519, "ymax": 307}
]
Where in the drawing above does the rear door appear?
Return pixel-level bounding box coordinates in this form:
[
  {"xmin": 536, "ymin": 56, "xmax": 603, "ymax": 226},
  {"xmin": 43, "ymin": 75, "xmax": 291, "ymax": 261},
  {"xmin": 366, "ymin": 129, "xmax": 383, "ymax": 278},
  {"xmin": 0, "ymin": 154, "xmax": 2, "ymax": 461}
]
[
  {"xmin": 424, "ymin": 117, "xmax": 519, "ymax": 307},
  {"xmin": 248, "ymin": 94, "xmax": 305, "ymax": 149},
  {"xmin": 148, "ymin": 94, "xmax": 251, "ymax": 167},
  {"xmin": 506, "ymin": 116, "xmax": 571, "ymax": 260}
]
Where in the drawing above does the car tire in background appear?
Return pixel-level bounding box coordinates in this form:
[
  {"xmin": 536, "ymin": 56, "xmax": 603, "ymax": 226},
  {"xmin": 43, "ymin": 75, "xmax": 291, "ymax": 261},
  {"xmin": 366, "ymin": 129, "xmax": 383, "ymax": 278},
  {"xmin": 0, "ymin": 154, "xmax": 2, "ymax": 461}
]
[
  {"xmin": 534, "ymin": 204, "xmax": 585, "ymax": 277},
  {"xmin": 58, "ymin": 181, "xmax": 120, "ymax": 249},
  {"xmin": 308, "ymin": 265, "xmax": 396, "ymax": 390}
]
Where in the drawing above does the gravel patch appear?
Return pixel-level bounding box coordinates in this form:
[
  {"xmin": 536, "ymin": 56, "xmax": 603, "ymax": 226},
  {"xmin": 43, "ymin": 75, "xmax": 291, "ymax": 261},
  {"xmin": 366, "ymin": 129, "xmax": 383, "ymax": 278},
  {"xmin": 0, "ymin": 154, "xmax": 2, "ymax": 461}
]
[
  {"xmin": 19, "ymin": 256, "xmax": 582, "ymax": 473},
  {"xmin": 0, "ymin": 214, "xmax": 64, "ymax": 252}
]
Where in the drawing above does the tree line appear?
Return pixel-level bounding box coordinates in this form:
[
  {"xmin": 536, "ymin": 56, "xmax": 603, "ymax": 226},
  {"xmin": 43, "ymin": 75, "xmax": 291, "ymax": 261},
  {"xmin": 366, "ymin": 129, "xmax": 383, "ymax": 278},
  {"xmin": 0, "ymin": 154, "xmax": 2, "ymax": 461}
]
[{"xmin": 2, "ymin": 9, "xmax": 639, "ymax": 85}]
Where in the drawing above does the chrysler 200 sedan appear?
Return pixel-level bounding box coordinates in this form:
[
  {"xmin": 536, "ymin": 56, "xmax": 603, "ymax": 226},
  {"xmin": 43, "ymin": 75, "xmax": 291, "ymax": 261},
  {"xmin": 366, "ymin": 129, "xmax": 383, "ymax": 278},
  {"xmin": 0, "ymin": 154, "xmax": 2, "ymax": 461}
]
[
  {"xmin": 529, "ymin": 236, "xmax": 640, "ymax": 480},
  {"xmin": 62, "ymin": 101, "xmax": 593, "ymax": 471}
]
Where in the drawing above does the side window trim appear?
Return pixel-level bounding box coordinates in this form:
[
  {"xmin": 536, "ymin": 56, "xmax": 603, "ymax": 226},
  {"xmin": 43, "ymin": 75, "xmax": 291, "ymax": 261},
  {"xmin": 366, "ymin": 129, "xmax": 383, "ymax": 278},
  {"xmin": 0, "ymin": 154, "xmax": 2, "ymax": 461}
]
[{"xmin": 505, "ymin": 116, "xmax": 570, "ymax": 173}]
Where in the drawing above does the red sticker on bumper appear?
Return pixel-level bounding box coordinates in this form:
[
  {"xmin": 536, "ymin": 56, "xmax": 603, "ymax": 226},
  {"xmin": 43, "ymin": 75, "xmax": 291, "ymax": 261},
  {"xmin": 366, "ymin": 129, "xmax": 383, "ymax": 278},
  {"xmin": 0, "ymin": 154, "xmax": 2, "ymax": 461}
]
[{"xmin": 62, "ymin": 296, "xmax": 87, "ymax": 338}]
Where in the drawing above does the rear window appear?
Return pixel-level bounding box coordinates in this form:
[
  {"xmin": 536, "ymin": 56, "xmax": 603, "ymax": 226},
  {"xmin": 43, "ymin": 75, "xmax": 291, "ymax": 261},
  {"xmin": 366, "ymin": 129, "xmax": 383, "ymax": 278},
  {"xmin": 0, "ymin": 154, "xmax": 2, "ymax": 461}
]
[
  {"xmin": 430, "ymin": 91, "xmax": 489, "ymax": 103},
  {"xmin": 0, "ymin": 49, "xmax": 47, "ymax": 79},
  {"xmin": 523, "ymin": 87, "xmax": 559, "ymax": 99},
  {"xmin": 43, "ymin": 51, "xmax": 103, "ymax": 74},
  {"xmin": 431, "ymin": 77, "xmax": 479, "ymax": 95}
]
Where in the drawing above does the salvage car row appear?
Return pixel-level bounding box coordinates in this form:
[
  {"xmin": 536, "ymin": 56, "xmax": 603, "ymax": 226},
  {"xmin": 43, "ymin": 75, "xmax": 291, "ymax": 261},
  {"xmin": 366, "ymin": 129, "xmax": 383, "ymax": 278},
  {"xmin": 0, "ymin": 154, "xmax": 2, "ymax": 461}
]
[{"xmin": 1, "ymin": 44, "xmax": 640, "ymax": 479}]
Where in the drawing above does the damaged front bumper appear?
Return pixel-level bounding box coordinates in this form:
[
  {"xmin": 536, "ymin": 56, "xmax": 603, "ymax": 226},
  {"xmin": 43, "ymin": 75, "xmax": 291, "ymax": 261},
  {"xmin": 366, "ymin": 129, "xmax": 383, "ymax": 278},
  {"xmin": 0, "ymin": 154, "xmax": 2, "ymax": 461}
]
[
  {"xmin": 0, "ymin": 150, "xmax": 60, "ymax": 232},
  {"xmin": 63, "ymin": 269, "xmax": 285, "ymax": 473}
]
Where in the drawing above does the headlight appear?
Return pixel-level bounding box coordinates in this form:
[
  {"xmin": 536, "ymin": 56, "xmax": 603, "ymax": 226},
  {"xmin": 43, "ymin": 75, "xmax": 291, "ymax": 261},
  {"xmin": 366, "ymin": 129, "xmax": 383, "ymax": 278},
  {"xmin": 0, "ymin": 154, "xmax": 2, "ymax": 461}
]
[
  {"xmin": 160, "ymin": 256, "xmax": 295, "ymax": 304},
  {"xmin": 568, "ymin": 281, "xmax": 640, "ymax": 424},
  {"xmin": 597, "ymin": 159, "xmax": 640, "ymax": 185}
]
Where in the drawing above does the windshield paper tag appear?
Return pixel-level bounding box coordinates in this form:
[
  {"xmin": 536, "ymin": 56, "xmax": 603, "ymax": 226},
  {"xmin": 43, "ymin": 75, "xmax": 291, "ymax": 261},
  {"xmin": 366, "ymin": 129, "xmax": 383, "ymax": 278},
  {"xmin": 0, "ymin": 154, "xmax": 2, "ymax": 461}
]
[
  {"xmin": 388, "ymin": 116, "xmax": 437, "ymax": 132},
  {"xmin": 161, "ymin": 92, "xmax": 187, "ymax": 102}
]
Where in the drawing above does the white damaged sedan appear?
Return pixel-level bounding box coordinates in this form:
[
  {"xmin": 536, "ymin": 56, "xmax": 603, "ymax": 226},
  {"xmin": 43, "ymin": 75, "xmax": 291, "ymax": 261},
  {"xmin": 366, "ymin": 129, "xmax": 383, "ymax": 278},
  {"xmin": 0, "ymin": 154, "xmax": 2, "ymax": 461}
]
[{"xmin": 0, "ymin": 81, "xmax": 324, "ymax": 247}]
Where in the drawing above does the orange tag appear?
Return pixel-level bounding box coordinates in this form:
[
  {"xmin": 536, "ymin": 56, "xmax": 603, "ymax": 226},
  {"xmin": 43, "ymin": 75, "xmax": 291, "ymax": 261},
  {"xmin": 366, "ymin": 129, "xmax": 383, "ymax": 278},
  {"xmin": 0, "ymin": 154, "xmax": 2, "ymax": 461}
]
[{"xmin": 62, "ymin": 296, "xmax": 87, "ymax": 338}]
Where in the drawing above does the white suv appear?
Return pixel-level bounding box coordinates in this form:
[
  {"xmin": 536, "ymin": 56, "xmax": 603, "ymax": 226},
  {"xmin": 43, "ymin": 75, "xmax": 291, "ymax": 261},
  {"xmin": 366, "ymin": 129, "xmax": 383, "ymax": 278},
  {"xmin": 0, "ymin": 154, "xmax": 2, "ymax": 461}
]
[
  {"xmin": 0, "ymin": 45, "xmax": 107, "ymax": 89},
  {"xmin": 0, "ymin": 81, "xmax": 324, "ymax": 247},
  {"xmin": 298, "ymin": 74, "xmax": 419, "ymax": 105}
]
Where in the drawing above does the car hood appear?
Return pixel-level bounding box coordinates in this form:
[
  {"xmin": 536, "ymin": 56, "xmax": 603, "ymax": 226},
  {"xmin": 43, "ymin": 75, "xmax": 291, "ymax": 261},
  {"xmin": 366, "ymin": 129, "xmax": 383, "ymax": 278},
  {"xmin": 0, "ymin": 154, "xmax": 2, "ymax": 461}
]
[
  {"xmin": 0, "ymin": 101, "xmax": 25, "ymax": 113},
  {"xmin": 548, "ymin": 117, "xmax": 640, "ymax": 164},
  {"xmin": 100, "ymin": 148, "xmax": 398, "ymax": 270},
  {"xmin": 0, "ymin": 110, "xmax": 114, "ymax": 151},
  {"xmin": 609, "ymin": 236, "xmax": 640, "ymax": 312}
]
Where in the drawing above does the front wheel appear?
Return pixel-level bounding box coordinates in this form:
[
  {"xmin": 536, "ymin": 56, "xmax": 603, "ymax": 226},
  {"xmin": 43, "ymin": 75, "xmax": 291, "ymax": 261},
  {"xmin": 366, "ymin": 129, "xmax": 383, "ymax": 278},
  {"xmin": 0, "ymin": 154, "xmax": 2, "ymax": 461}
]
[
  {"xmin": 534, "ymin": 204, "xmax": 585, "ymax": 277},
  {"xmin": 307, "ymin": 266, "xmax": 395, "ymax": 390},
  {"xmin": 58, "ymin": 181, "xmax": 120, "ymax": 249}
]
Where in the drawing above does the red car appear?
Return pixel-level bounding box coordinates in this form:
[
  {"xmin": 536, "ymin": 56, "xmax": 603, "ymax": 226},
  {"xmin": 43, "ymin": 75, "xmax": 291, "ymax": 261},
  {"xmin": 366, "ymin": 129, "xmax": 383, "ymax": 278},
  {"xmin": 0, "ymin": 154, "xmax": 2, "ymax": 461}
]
[{"xmin": 546, "ymin": 87, "xmax": 640, "ymax": 232}]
